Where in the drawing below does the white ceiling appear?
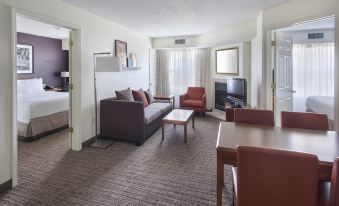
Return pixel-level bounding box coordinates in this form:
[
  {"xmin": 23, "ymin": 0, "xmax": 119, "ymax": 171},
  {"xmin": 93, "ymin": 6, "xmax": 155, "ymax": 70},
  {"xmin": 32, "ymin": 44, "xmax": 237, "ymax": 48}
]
[
  {"xmin": 17, "ymin": 15, "xmax": 70, "ymax": 40},
  {"xmin": 279, "ymin": 17, "xmax": 335, "ymax": 32},
  {"xmin": 63, "ymin": 0, "xmax": 289, "ymax": 37}
]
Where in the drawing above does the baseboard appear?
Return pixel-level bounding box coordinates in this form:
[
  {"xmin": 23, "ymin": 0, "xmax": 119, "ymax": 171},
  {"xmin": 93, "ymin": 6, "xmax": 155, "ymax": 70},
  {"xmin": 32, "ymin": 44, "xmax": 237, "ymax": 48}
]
[
  {"xmin": 82, "ymin": 136, "xmax": 96, "ymax": 147},
  {"xmin": 0, "ymin": 179, "xmax": 12, "ymax": 194}
]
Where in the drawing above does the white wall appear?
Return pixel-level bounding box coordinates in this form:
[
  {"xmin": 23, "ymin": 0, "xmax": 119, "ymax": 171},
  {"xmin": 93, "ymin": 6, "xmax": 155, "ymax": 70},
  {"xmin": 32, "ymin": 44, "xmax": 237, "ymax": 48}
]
[
  {"xmin": 0, "ymin": 0, "xmax": 151, "ymax": 185},
  {"xmin": 335, "ymin": 2, "xmax": 339, "ymax": 131},
  {"xmin": 210, "ymin": 42, "xmax": 251, "ymax": 108},
  {"xmin": 251, "ymin": 12, "xmax": 263, "ymax": 109},
  {"xmin": 152, "ymin": 36, "xmax": 197, "ymax": 48},
  {"xmin": 0, "ymin": 2, "xmax": 13, "ymax": 186},
  {"xmin": 288, "ymin": 29, "xmax": 335, "ymax": 44},
  {"xmin": 196, "ymin": 20, "xmax": 256, "ymax": 47}
]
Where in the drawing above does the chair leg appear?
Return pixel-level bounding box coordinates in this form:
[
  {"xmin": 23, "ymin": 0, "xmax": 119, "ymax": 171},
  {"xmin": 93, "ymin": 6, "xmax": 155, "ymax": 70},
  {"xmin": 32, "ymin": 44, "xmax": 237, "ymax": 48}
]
[{"xmin": 232, "ymin": 185, "xmax": 236, "ymax": 206}]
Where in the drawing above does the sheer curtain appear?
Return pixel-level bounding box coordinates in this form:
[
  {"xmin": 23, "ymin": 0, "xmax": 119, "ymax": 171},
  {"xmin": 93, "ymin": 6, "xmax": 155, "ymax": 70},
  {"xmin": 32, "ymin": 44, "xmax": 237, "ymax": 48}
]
[
  {"xmin": 293, "ymin": 43, "xmax": 334, "ymax": 111},
  {"xmin": 156, "ymin": 48, "xmax": 211, "ymax": 107}
]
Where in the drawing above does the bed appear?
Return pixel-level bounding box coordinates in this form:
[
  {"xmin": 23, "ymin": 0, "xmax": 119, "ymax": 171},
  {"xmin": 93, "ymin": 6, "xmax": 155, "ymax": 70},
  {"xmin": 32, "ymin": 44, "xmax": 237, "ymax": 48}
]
[
  {"xmin": 17, "ymin": 78, "xmax": 69, "ymax": 141},
  {"xmin": 306, "ymin": 96, "xmax": 334, "ymax": 130}
]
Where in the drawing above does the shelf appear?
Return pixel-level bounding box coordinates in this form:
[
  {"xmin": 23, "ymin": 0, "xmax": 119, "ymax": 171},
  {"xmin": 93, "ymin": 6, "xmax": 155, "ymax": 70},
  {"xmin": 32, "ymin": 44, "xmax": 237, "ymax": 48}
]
[{"xmin": 122, "ymin": 66, "xmax": 141, "ymax": 70}]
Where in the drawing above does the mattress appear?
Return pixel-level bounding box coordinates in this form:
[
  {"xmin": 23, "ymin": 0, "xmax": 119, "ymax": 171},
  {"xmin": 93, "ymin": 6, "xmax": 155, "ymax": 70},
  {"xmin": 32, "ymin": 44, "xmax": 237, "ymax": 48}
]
[
  {"xmin": 17, "ymin": 91, "xmax": 69, "ymax": 124},
  {"xmin": 306, "ymin": 96, "xmax": 334, "ymax": 121}
]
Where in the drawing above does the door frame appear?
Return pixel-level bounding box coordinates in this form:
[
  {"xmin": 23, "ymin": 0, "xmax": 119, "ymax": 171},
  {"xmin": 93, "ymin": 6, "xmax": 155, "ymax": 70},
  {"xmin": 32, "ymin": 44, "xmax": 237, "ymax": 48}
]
[
  {"xmin": 265, "ymin": 16, "xmax": 338, "ymax": 130},
  {"xmin": 10, "ymin": 7, "xmax": 82, "ymax": 186}
]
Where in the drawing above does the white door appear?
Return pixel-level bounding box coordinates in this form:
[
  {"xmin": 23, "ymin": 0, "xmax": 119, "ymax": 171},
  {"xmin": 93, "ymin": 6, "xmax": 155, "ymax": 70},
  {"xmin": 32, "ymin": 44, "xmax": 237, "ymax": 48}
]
[
  {"xmin": 275, "ymin": 31, "xmax": 294, "ymax": 126},
  {"xmin": 149, "ymin": 49, "xmax": 157, "ymax": 94}
]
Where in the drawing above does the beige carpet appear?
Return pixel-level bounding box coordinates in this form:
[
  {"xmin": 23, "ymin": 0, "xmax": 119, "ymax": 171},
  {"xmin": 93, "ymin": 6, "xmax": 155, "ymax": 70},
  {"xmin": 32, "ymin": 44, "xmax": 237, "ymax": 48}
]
[{"xmin": 0, "ymin": 116, "xmax": 233, "ymax": 205}]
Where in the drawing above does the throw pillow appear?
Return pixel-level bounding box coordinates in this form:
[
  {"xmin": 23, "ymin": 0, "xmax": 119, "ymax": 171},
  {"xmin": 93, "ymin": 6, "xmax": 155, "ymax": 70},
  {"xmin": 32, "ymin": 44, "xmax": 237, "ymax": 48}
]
[
  {"xmin": 144, "ymin": 89, "xmax": 155, "ymax": 104},
  {"xmin": 132, "ymin": 90, "xmax": 148, "ymax": 107},
  {"xmin": 115, "ymin": 88, "xmax": 135, "ymax": 101}
]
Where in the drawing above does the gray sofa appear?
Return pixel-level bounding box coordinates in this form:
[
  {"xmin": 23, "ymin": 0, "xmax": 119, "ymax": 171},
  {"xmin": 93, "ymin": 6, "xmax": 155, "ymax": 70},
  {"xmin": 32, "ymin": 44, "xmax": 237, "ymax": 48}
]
[{"xmin": 100, "ymin": 98, "xmax": 172, "ymax": 145}]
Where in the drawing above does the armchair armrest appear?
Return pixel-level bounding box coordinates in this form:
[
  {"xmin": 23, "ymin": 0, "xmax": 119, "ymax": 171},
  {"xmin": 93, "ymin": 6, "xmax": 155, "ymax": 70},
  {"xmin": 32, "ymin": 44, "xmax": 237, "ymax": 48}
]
[
  {"xmin": 100, "ymin": 98, "xmax": 145, "ymax": 145},
  {"xmin": 179, "ymin": 93, "xmax": 189, "ymax": 108},
  {"xmin": 202, "ymin": 94, "xmax": 206, "ymax": 109}
]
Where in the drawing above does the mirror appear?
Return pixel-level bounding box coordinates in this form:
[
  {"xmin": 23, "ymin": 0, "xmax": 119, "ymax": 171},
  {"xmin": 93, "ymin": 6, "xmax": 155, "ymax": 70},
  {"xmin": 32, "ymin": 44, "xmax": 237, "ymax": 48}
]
[{"xmin": 216, "ymin": 47, "xmax": 239, "ymax": 75}]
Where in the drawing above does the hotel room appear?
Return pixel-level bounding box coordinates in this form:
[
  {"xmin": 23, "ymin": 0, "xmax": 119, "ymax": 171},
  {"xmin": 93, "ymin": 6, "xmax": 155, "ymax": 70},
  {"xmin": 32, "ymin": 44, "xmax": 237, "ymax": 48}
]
[
  {"xmin": 0, "ymin": 0, "xmax": 338, "ymax": 205},
  {"xmin": 16, "ymin": 16, "xmax": 70, "ymax": 142}
]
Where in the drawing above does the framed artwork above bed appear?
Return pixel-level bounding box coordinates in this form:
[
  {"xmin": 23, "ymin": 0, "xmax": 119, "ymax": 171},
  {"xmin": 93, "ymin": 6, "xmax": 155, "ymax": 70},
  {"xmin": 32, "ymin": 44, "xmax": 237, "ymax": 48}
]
[{"xmin": 17, "ymin": 44, "xmax": 34, "ymax": 74}]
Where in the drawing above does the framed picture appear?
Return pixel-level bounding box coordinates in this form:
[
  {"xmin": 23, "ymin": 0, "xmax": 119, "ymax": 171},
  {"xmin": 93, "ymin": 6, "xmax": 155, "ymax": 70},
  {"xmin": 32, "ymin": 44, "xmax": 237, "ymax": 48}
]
[
  {"xmin": 216, "ymin": 47, "xmax": 239, "ymax": 75},
  {"xmin": 115, "ymin": 40, "xmax": 127, "ymax": 67},
  {"xmin": 17, "ymin": 44, "xmax": 34, "ymax": 74}
]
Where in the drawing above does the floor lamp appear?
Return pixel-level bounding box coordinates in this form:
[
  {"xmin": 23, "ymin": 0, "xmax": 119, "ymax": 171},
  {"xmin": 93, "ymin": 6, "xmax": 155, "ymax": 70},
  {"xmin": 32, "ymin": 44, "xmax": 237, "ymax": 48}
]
[{"xmin": 90, "ymin": 52, "xmax": 121, "ymax": 148}]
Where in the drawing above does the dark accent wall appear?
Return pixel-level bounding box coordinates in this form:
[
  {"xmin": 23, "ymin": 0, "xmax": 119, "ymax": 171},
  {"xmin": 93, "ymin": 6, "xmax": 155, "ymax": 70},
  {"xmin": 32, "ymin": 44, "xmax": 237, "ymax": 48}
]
[{"xmin": 17, "ymin": 32, "xmax": 69, "ymax": 87}]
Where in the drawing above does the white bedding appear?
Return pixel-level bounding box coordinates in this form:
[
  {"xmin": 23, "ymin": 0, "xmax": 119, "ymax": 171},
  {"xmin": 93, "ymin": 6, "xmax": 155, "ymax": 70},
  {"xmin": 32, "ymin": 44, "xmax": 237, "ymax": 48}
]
[
  {"xmin": 18, "ymin": 91, "xmax": 69, "ymax": 124},
  {"xmin": 306, "ymin": 96, "xmax": 334, "ymax": 121}
]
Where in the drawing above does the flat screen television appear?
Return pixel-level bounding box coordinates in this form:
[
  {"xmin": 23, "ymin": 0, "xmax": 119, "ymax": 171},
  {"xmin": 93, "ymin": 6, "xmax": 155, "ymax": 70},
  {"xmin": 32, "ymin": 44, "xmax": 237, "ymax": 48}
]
[{"xmin": 226, "ymin": 78, "xmax": 247, "ymax": 108}]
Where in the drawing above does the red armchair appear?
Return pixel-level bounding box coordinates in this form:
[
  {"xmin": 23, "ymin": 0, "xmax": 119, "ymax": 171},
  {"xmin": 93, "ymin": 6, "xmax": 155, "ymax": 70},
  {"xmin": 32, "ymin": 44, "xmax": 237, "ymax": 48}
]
[{"xmin": 180, "ymin": 87, "xmax": 206, "ymax": 114}]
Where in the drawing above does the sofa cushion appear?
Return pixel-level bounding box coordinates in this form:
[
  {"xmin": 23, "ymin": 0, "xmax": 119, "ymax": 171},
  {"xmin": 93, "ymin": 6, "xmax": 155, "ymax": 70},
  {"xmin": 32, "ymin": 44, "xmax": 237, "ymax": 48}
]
[
  {"xmin": 115, "ymin": 88, "xmax": 135, "ymax": 102},
  {"xmin": 144, "ymin": 108, "xmax": 162, "ymax": 125},
  {"xmin": 182, "ymin": 99, "xmax": 203, "ymax": 108},
  {"xmin": 132, "ymin": 90, "xmax": 149, "ymax": 107},
  {"xmin": 147, "ymin": 102, "xmax": 172, "ymax": 113},
  {"xmin": 144, "ymin": 89, "xmax": 155, "ymax": 104}
]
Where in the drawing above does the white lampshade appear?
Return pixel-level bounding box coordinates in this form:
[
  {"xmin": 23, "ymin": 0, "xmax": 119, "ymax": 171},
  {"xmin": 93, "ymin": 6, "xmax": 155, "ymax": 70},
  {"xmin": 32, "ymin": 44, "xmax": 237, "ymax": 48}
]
[
  {"xmin": 61, "ymin": 71, "xmax": 69, "ymax": 77},
  {"xmin": 96, "ymin": 56, "xmax": 121, "ymax": 72}
]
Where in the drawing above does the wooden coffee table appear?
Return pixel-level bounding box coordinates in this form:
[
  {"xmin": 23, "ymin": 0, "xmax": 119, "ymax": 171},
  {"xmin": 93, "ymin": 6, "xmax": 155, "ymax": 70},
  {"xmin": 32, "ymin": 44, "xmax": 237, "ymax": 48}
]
[{"xmin": 162, "ymin": 109, "xmax": 195, "ymax": 143}]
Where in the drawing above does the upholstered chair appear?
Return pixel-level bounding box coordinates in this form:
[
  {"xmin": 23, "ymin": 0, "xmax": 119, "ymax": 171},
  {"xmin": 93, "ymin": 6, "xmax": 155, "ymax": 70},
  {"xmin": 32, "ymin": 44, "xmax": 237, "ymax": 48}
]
[
  {"xmin": 317, "ymin": 158, "xmax": 339, "ymax": 206},
  {"xmin": 234, "ymin": 108, "xmax": 275, "ymax": 126},
  {"xmin": 281, "ymin": 111, "xmax": 329, "ymax": 130},
  {"xmin": 233, "ymin": 146, "xmax": 319, "ymax": 206},
  {"xmin": 180, "ymin": 87, "xmax": 206, "ymax": 114}
]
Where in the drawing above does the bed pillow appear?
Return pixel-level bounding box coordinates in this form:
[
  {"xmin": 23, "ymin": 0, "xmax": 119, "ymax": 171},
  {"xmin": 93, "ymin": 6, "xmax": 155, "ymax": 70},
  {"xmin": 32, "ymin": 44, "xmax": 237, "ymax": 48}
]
[
  {"xmin": 30, "ymin": 78, "xmax": 44, "ymax": 92},
  {"xmin": 17, "ymin": 78, "xmax": 44, "ymax": 93},
  {"xmin": 115, "ymin": 88, "xmax": 135, "ymax": 101},
  {"xmin": 132, "ymin": 90, "xmax": 149, "ymax": 107}
]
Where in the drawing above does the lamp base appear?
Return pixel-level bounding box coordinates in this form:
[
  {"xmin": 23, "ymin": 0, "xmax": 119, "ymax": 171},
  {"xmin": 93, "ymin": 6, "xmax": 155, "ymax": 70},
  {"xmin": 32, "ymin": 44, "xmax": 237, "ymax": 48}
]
[{"xmin": 90, "ymin": 137, "xmax": 114, "ymax": 149}]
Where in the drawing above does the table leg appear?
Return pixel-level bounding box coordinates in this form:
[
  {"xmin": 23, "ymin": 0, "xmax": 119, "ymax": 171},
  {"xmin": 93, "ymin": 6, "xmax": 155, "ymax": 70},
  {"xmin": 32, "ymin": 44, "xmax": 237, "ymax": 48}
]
[
  {"xmin": 192, "ymin": 114, "xmax": 195, "ymax": 129},
  {"xmin": 217, "ymin": 150, "xmax": 223, "ymax": 206},
  {"xmin": 184, "ymin": 124, "xmax": 187, "ymax": 143},
  {"xmin": 162, "ymin": 124, "xmax": 165, "ymax": 141}
]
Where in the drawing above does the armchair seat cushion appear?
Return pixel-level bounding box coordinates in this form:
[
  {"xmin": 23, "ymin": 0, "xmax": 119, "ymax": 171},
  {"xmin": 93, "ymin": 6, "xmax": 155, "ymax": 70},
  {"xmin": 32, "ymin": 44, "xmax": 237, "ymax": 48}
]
[
  {"xmin": 182, "ymin": 99, "xmax": 203, "ymax": 108},
  {"xmin": 147, "ymin": 102, "xmax": 172, "ymax": 113},
  {"xmin": 144, "ymin": 108, "xmax": 162, "ymax": 125}
]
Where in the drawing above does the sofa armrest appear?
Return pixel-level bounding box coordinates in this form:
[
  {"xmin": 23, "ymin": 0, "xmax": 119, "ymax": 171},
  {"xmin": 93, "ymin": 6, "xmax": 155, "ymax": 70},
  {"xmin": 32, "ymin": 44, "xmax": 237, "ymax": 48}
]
[
  {"xmin": 100, "ymin": 98, "xmax": 145, "ymax": 145},
  {"xmin": 180, "ymin": 93, "xmax": 189, "ymax": 108}
]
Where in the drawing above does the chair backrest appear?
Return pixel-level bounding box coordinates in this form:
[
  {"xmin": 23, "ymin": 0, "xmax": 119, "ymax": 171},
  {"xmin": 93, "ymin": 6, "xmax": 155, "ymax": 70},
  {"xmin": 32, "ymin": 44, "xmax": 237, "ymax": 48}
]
[
  {"xmin": 330, "ymin": 158, "xmax": 339, "ymax": 206},
  {"xmin": 226, "ymin": 108, "xmax": 235, "ymax": 122},
  {"xmin": 234, "ymin": 108, "xmax": 275, "ymax": 126},
  {"xmin": 237, "ymin": 146, "xmax": 319, "ymax": 206},
  {"xmin": 187, "ymin": 87, "xmax": 205, "ymax": 100},
  {"xmin": 281, "ymin": 111, "xmax": 329, "ymax": 131}
]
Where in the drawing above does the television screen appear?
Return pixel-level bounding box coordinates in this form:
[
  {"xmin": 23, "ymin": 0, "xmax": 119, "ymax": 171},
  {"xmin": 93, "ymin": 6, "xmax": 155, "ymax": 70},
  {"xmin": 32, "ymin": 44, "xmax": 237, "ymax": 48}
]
[{"xmin": 226, "ymin": 78, "xmax": 247, "ymax": 106}]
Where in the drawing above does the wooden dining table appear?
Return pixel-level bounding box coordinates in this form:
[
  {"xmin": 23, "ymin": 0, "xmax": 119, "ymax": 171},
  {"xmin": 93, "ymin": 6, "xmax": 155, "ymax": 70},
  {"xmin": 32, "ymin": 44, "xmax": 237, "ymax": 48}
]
[{"xmin": 216, "ymin": 122, "xmax": 339, "ymax": 206}]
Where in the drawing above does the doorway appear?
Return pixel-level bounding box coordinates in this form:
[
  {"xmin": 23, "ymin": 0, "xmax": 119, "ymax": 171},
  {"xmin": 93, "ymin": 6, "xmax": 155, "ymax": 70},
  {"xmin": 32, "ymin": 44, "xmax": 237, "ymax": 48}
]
[
  {"xmin": 274, "ymin": 17, "xmax": 336, "ymax": 129},
  {"xmin": 11, "ymin": 10, "xmax": 82, "ymax": 187}
]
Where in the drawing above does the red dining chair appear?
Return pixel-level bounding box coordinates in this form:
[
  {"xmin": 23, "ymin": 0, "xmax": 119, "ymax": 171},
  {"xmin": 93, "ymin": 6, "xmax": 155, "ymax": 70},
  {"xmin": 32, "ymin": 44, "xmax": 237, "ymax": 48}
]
[
  {"xmin": 234, "ymin": 108, "xmax": 275, "ymax": 126},
  {"xmin": 226, "ymin": 107, "xmax": 235, "ymax": 122},
  {"xmin": 233, "ymin": 146, "xmax": 319, "ymax": 206},
  {"xmin": 281, "ymin": 111, "xmax": 329, "ymax": 131},
  {"xmin": 317, "ymin": 158, "xmax": 339, "ymax": 206}
]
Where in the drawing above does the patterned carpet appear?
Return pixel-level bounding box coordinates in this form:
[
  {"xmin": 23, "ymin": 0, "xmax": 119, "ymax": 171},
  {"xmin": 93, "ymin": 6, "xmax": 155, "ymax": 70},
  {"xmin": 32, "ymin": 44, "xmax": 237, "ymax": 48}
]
[{"xmin": 0, "ymin": 116, "xmax": 233, "ymax": 205}]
